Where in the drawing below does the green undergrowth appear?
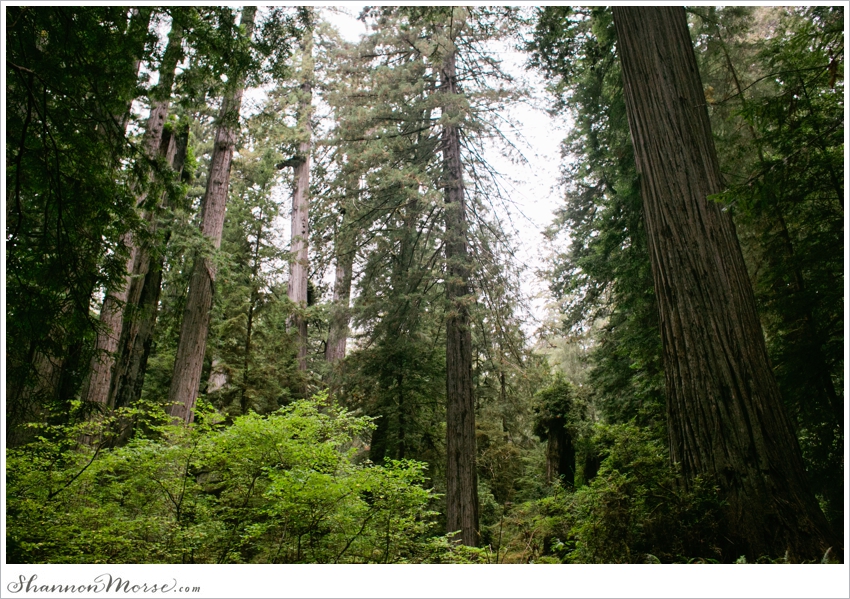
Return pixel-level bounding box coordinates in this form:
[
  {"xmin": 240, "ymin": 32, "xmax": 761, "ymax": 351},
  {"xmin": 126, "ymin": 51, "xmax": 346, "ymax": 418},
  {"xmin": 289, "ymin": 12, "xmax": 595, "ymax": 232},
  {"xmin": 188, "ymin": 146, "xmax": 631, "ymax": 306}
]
[
  {"xmin": 493, "ymin": 423, "xmax": 727, "ymax": 563},
  {"xmin": 6, "ymin": 394, "xmax": 453, "ymax": 564}
]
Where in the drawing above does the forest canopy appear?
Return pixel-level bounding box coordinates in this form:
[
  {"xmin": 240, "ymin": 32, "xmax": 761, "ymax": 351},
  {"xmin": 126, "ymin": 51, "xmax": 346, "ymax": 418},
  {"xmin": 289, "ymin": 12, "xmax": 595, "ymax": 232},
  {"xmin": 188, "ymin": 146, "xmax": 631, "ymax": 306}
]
[{"xmin": 4, "ymin": 5, "xmax": 845, "ymax": 568}]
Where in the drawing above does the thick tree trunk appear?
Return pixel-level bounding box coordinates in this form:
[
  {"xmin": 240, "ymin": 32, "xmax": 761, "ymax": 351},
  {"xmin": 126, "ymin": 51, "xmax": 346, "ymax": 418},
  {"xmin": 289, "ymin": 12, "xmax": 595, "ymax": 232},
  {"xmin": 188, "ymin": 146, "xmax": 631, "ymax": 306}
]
[
  {"xmin": 85, "ymin": 279, "xmax": 133, "ymax": 407},
  {"xmin": 84, "ymin": 19, "xmax": 184, "ymax": 408},
  {"xmin": 545, "ymin": 422, "xmax": 575, "ymax": 489},
  {"xmin": 288, "ymin": 16, "xmax": 314, "ymax": 373},
  {"xmin": 111, "ymin": 124, "xmax": 189, "ymax": 410},
  {"xmin": 168, "ymin": 7, "xmax": 256, "ymax": 424},
  {"xmin": 441, "ymin": 46, "xmax": 479, "ymax": 547},
  {"xmin": 612, "ymin": 6, "xmax": 836, "ymax": 560}
]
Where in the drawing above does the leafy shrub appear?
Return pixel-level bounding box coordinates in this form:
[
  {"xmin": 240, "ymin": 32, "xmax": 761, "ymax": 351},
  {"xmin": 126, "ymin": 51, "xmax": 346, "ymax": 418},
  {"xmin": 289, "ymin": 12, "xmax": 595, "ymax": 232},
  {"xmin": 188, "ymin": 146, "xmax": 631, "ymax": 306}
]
[{"xmin": 6, "ymin": 394, "xmax": 437, "ymax": 563}]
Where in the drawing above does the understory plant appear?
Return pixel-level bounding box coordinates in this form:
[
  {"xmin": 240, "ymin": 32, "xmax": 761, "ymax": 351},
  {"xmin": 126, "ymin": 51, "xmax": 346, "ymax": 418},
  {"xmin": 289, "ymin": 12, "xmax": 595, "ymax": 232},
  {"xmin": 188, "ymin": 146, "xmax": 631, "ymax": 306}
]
[{"xmin": 6, "ymin": 394, "xmax": 437, "ymax": 564}]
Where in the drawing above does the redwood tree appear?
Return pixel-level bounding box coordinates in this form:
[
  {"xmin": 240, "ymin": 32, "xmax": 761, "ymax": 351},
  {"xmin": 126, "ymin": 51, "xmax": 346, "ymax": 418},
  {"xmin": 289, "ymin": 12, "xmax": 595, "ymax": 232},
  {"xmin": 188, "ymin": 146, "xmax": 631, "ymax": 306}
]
[
  {"xmin": 611, "ymin": 6, "xmax": 835, "ymax": 560},
  {"xmin": 168, "ymin": 7, "xmax": 256, "ymax": 423},
  {"xmin": 439, "ymin": 18, "xmax": 479, "ymax": 547},
  {"xmin": 286, "ymin": 8, "xmax": 314, "ymax": 372},
  {"xmin": 85, "ymin": 15, "xmax": 185, "ymax": 409}
]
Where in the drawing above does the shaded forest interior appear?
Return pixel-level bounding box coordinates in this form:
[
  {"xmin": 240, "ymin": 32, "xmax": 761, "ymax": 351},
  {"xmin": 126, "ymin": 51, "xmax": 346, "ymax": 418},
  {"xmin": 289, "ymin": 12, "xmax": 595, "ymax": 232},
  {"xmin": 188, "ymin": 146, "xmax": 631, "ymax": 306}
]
[{"xmin": 5, "ymin": 6, "xmax": 845, "ymax": 564}]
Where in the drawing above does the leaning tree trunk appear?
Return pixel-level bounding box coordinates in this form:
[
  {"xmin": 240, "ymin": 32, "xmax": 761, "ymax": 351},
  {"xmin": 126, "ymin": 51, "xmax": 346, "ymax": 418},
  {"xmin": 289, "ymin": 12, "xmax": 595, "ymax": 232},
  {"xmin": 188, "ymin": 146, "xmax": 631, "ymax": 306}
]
[
  {"xmin": 85, "ymin": 17, "xmax": 184, "ymax": 408},
  {"xmin": 612, "ymin": 6, "xmax": 836, "ymax": 561},
  {"xmin": 288, "ymin": 13, "xmax": 314, "ymax": 373},
  {"xmin": 441, "ymin": 44, "xmax": 479, "ymax": 547},
  {"xmin": 168, "ymin": 7, "xmax": 256, "ymax": 424}
]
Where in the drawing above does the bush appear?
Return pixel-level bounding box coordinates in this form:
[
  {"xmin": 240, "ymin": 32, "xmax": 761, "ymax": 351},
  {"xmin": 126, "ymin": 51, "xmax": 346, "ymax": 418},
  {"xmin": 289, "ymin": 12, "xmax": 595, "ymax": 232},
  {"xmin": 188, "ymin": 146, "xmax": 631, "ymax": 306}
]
[{"xmin": 6, "ymin": 394, "xmax": 437, "ymax": 563}]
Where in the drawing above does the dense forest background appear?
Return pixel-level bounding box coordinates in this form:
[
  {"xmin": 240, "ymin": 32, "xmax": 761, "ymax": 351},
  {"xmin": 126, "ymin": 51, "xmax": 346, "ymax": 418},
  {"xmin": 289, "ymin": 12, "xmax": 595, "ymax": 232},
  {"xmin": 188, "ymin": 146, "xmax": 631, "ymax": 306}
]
[{"xmin": 4, "ymin": 5, "xmax": 845, "ymax": 565}]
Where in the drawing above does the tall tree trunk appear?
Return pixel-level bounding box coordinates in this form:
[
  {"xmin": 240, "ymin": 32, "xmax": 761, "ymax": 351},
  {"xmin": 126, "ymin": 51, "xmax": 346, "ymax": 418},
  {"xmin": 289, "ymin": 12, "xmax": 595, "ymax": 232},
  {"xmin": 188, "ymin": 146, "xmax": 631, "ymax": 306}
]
[
  {"xmin": 111, "ymin": 123, "xmax": 189, "ymax": 410},
  {"xmin": 288, "ymin": 12, "xmax": 314, "ymax": 372},
  {"xmin": 612, "ymin": 6, "xmax": 835, "ymax": 560},
  {"xmin": 324, "ymin": 228, "xmax": 354, "ymax": 366},
  {"xmin": 239, "ymin": 217, "xmax": 264, "ymax": 414},
  {"xmin": 441, "ymin": 43, "xmax": 479, "ymax": 547},
  {"xmin": 114, "ymin": 7, "xmax": 154, "ymax": 132},
  {"xmin": 85, "ymin": 17, "xmax": 184, "ymax": 408},
  {"xmin": 168, "ymin": 7, "xmax": 256, "ymax": 424}
]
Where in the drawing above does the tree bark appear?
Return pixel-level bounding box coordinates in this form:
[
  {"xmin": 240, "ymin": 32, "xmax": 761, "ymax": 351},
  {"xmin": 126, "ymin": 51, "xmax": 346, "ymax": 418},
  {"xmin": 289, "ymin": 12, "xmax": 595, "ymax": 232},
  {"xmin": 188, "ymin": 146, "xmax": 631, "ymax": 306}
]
[
  {"xmin": 324, "ymin": 252, "xmax": 353, "ymax": 364},
  {"xmin": 545, "ymin": 421, "xmax": 575, "ymax": 489},
  {"xmin": 239, "ymin": 216, "xmax": 264, "ymax": 414},
  {"xmin": 111, "ymin": 123, "xmax": 189, "ymax": 410},
  {"xmin": 324, "ymin": 230, "xmax": 354, "ymax": 366},
  {"xmin": 441, "ymin": 43, "xmax": 479, "ymax": 547},
  {"xmin": 288, "ymin": 13, "xmax": 314, "ymax": 372},
  {"xmin": 84, "ymin": 17, "xmax": 184, "ymax": 408},
  {"xmin": 612, "ymin": 6, "xmax": 836, "ymax": 560},
  {"xmin": 168, "ymin": 7, "xmax": 256, "ymax": 424}
]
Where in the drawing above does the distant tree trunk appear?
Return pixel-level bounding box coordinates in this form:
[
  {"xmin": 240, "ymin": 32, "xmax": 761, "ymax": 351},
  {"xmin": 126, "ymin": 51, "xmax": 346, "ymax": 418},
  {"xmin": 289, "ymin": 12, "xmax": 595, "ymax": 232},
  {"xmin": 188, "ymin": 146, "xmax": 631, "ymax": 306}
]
[
  {"xmin": 239, "ymin": 218, "xmax": 264, "ymax": 414},
  {"xmin": 85, "ymin": 18, "xmax": 184, "ymax": 408},
  {"xmin": 397, "ymin": 373, "xmax": 407, "ymax": 460},
  {"xmin": 612, "ymin": 6, "xmax": 835, "ymax": 560},
  {"xmin": 545, "ymin": 421, "xmax": 575, "ymax": 489},
  {"xmin": 441, "ymin": 44, "xmax": 479, "ymax": 547},
  {"xmin": 324, "ymin": 220, "xmax": 354, "ymax": 366},
  {"xmin": 168, "ymin": 7, "xmax": 256, "ymax": 424},
  {"xmin": 288, "ymin": 12, "xmax": 314, "ymax": 372},
  {"xmin": 369, "ymin": 404, "xmax": 389, "ymax": 464}
]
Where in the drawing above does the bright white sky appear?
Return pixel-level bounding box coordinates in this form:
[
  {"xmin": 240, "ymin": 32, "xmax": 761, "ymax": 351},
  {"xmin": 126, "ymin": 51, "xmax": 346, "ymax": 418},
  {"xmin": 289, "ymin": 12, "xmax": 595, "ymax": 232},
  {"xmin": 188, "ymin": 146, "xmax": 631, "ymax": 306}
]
[{"xmin": 321, "ymin": 5, "xmax": 567, "ymax": 333}]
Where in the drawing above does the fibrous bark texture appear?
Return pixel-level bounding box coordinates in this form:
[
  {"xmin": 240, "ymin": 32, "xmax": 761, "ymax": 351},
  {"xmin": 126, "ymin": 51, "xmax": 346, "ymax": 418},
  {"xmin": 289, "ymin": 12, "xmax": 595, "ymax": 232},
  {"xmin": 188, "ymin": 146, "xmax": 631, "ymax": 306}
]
[
  {"xmin": 612, "ymin": 6, "xmax": 835, "ymax": 560},
  {"xmin": 441, "ymin": 46, "xmax": 479, "ymax": 547},
  {"xmin": 111, "ymin": 124, "xmax": 188, "ymax": 411},
  {"xmin": 546, "ymin": 423, "xmax": 575, "ymax": 489},
  {"xmin": 288, "ymin": 18, "xmax": 314, "ymax": 373},
  {"xmin": 85, "ymin": 18, "xmax": 184, "ymax": 408},
  {"xmin": 324, "ymin": 234, "xmax": 353, "ymax": 366},
  {"xmin": 168, "ymin": 7, "xmax": 256, "ymax": 423}
]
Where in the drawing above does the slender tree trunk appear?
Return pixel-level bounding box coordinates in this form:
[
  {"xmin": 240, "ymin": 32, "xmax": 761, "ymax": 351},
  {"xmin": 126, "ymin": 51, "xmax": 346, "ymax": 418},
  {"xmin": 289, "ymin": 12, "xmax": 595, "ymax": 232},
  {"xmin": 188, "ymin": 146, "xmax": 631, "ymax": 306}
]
[
  {"xmin": 612, "ymin": 6, "xmax": 836, "ymax": 560},
  {"xmin": 85, "ymin": 18, "xmax": 184, "ymax": 408},
  {"xmin": 168, "ymin": 7, "xmax": 256, "ymax": 424},
  {"xmin": 369, "ymin": 403, "xmax": 389, "ymax": 464},
  {"xmin": 240, "ymin": 220, "xmax": 264, "ymax": 415},
  {"xmin": 324, "ymin": 231, "xmax": 354, "ymax": 366},
  {"xmin": 441, "ymin": 44, "xmax": 479, "ymax": 547},
  {"xmin": 288, "ymin": 13, "xmax": 314, "ymax": 372},
  {"xmin": 397, "ymin": 372, "xmax": 406, "ymax": 460},
  {"xmin": 115, "ymin": 7, "xmax": 154, "ymax": 132}
]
